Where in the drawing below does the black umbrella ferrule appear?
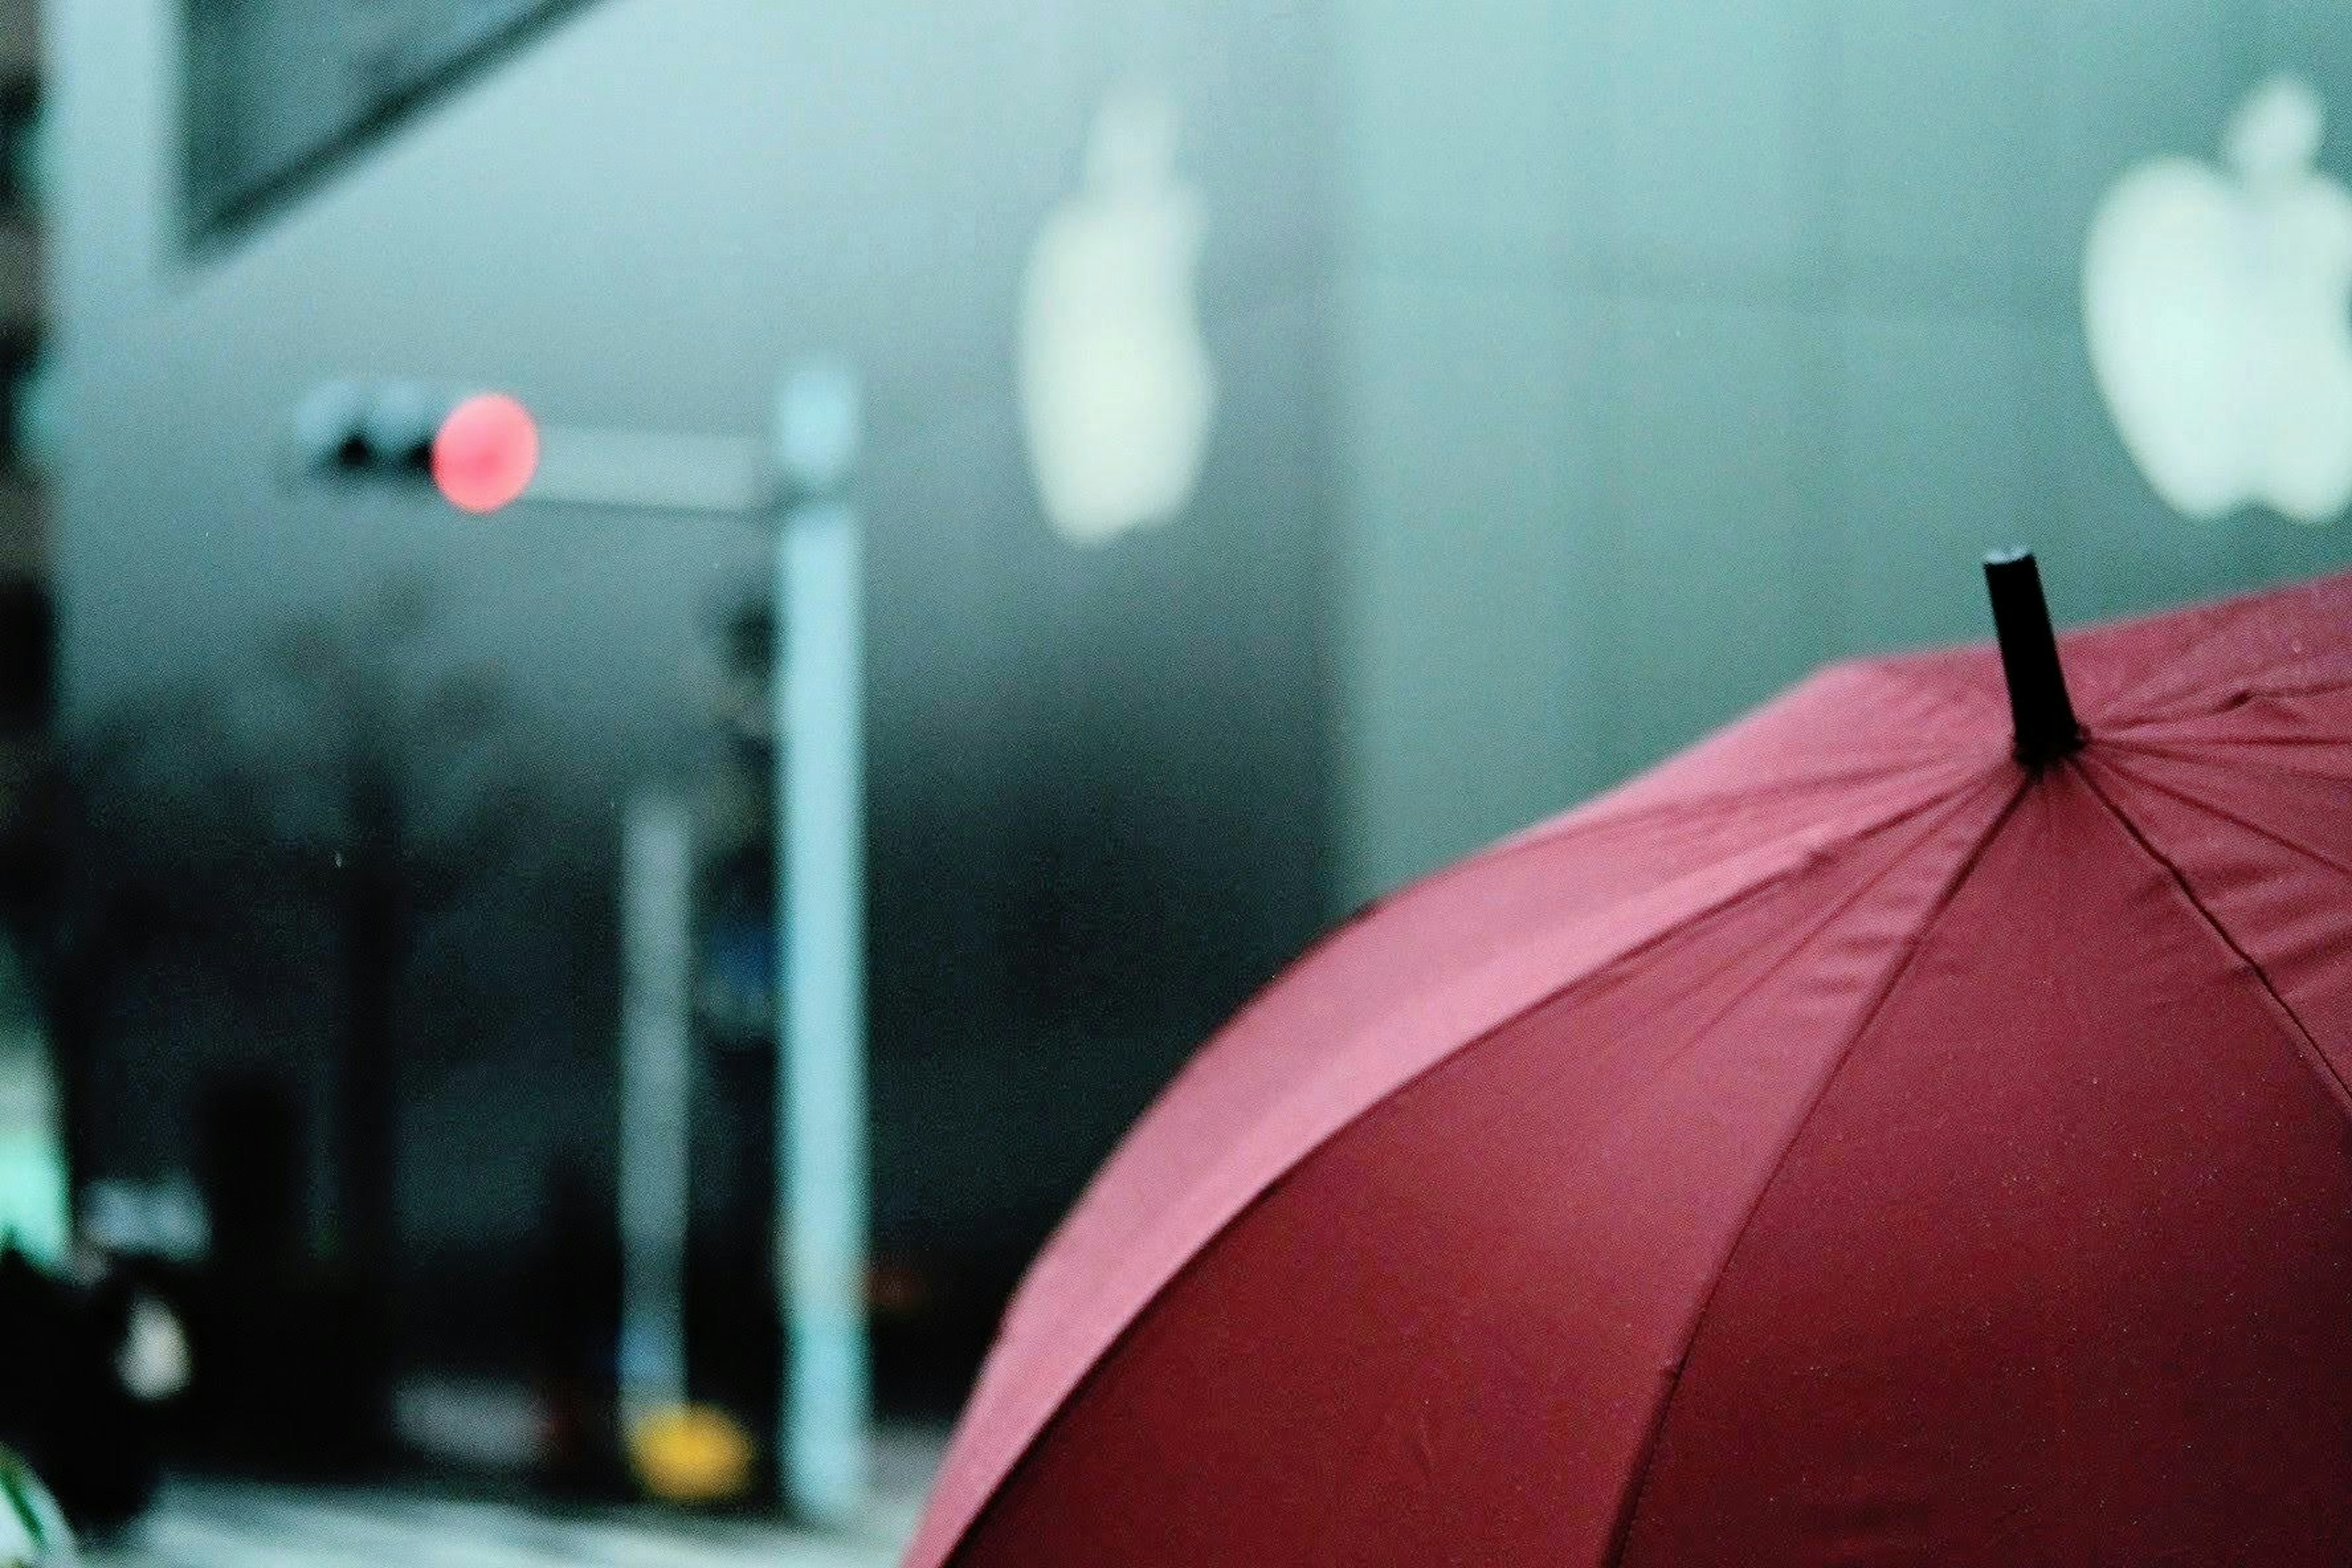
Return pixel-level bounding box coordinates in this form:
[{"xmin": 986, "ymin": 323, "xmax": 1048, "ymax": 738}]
[{"xmin": 1983, "ymin": 548, "xmax": 2085, "ymax": 767}]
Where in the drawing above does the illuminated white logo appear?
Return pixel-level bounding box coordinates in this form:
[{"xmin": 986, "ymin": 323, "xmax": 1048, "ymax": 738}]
[
  {"xmin": 2084, "ymin": 75, "xmax": 2352, "ymax": 525},
  {"xmin": 1019, "ymin": 89, "xmax": 1216, "ymax": 546}
]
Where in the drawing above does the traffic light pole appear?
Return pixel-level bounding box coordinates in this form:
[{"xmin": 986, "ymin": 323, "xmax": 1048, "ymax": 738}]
[
  {"xmin": 573, "ymin": 368, "xmax": 870, "ymax": 1524},
  {"xmin": 300, "ymin": 366, "xmax": 872, "ymax": 1523},
  {"xmin": 767, "ymin": 368, "xmax": 870, "ymax": 1526}
]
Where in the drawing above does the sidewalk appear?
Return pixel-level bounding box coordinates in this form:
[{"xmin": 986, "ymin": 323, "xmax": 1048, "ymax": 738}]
[{"xmin": 89, "ymin": 1427, "xmax": 944, "ymax": 1568}]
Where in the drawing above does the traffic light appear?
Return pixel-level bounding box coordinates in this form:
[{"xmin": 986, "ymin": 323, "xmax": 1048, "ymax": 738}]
[{"xmin": 289, "ymin": 380, "xmax": 538, "ymax": 513}]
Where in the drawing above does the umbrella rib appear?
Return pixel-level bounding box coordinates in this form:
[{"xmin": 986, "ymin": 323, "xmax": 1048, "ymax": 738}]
[
  {"xmin": 1501, "ymin": 754, "xmax": 1980, "ymax": 855},
  {"xmin": 2091, "ymin": 752, "xmax": 2352, "ymax": 883},
  {"xmin": 2116, "ymin": 671, "xmax": 2352, "ymax": 724},
  {"xmin": 1169, "ymin": 769, "xmax": 1986, "ymax": 1139},
  {"xmin": 2097, "ymin": 733, "xmax": 2352, "ymax": 785},
  {"xmin": 2070, "ymin": 758, "xmax": 2352, "ymax": 1121},
  {"xmin": 1600, "ymin": 769, "xmax": 2031, "ymax": 1568},
  {"xmin": 2090, "ymin": 571, "xmax": 2352, "ymax": 718},
  {"xmin": 1624, "ymin": 775, "xmax": 2023, "ymax": 1133}
]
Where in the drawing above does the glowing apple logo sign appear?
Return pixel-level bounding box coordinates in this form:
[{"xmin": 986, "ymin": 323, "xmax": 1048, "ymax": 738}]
[
  {"xmin": 1019, "ymin": 89, "xmax": 1216, "ymax": 546},
  {"xmin": 2084, "ymin": 75, "xmax": 2352, "ymax": 525}
]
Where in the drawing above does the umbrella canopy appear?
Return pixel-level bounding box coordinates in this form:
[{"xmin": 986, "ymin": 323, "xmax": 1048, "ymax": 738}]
[{"xmin": 908, "ymin": 561, "xmax": 2352, "ymax": 1567}]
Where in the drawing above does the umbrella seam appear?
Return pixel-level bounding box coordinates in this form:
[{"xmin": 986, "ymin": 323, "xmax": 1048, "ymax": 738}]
[
  {"xmin": 2090, "ymin": 751, "xmax": 2352, "ymax": 883},
  {"xmin": 2070, "ymin": 757, "xmax": 2352, "ymax": 1120},
  {"xmin": 2101, "ymin": 672, "xmax": 2352, "ymax": 732},
  {"xmin": 1490, "ymin": 764, "xmax": 1986, "ymax": 864},
  {"xmin": 2097, "ymin": 733, "xmax": 2352, "ymax": 785},
  {"xmin": 1602, "ymin": 775, "xmax": 2030, "ymax": 1169},
  {"xmin": 2093, "ymin": 571, "xmax": 2352, "ymax": 717},
  {"xmin": 1392, "ymin": 757, "xmax": 1975, "ymax": 915},
  {"xmin": 1599, "ymin": 768, "xmax": 2031, "ymax": 1568},
  {"xmin": 1117, "ymin": 769, "xmax": 1983, "ymax": 1200}
]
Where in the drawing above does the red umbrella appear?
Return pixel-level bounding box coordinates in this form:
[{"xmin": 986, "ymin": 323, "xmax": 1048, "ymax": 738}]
[{"xmin": 908, "ymin": 557, "xmax": 2352, "ymax": 1566}]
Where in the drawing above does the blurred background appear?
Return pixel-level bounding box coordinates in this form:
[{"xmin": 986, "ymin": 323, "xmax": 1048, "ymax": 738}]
[{"xmin": 0, "ymin": 0, "xmax": 2346, "ymax": 1560}]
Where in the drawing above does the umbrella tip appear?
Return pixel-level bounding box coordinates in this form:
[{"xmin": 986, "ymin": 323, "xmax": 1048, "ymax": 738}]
[{"xmin": 1982, "ymin": 548, "xmax": 2085, "ymax": 767}]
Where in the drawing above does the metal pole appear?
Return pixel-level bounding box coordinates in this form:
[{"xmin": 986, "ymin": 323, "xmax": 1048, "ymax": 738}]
[
  {"xmin": 616, "ymin": 792, "xmax": 693, "ymax": 1434},
  {"xmin": 772, "ymin": 363, "xmax": 870, "ymax": 1523},
  {"xmin": 290, "ymin": 367, "xmax": 876, "ymax": 1518}
]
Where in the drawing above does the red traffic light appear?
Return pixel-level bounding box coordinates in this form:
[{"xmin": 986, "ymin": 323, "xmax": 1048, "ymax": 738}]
[{"xmin": 432, "ymin": 393, "xmax": 540, "ymax": 513}]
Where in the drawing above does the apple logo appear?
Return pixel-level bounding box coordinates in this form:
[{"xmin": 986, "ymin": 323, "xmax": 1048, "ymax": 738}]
[
  {"xmin": 1019, "ymin": 88, "xmax": 1216, "ymax": 546},
  {"xmin": 2084, "ymin": 74, "xmax": 2352, "ymax": 526}
]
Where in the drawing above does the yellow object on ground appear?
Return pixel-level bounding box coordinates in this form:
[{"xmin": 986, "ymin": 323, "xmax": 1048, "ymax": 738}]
[{"xmin": 628, "ymin": 1404, "xmax": 757, "ymax": 1506}]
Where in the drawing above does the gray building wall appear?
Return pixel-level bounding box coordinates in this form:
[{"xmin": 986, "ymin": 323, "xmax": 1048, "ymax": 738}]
[
  {"xmin": 1332, "ymin": 0, "xmax": 2352, "ymax": 903},
  {"xmin": 50, "ymin": 0, "xmax": 1335, "ymax": 1280}
]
